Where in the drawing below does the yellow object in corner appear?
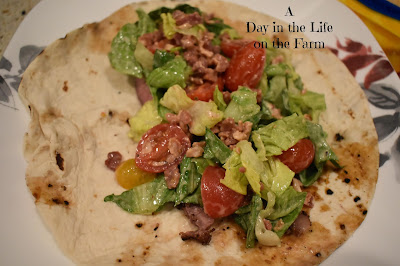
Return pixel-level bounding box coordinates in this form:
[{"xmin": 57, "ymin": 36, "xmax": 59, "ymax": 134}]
[{"xmin": 339, "ymin": 0, "xmax": 400, "ymax": 74}]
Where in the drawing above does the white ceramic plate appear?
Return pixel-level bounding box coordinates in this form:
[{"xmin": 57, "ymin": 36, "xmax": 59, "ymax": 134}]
[{"xmin": 1, "ymin": 0, "xmax": 399, "ymax": 265}]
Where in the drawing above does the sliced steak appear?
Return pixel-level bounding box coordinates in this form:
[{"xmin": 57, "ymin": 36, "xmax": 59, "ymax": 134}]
[{"xmin": 180, "ymin": 204, "xmax": 215, "ymax": 245}]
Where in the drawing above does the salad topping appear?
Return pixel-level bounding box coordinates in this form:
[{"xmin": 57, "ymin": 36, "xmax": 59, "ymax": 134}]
[{"xmin": 104, "ymin": 4, "xmax": 340, "ymax": 248}]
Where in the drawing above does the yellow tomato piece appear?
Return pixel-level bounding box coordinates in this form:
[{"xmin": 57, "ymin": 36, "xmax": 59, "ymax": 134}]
[{"xmin": 115, "ymin": 159, "xmax": 156, "ymax": 189}]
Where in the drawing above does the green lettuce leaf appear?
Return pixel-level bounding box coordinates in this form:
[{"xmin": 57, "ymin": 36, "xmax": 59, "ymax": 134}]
[
  {"xmin": 267, "ymin": 186, "xmax": 306, "ymax": 220},
  {"xmin": 221, "ymin": 152, "xmax": 248, "ymax": 195},
  {"xmin": 161, "ymin": 12, "xmax": 205, "ymax": 40},
  {"xmin": 288, "ymin": 91, "xmax": 326, "ymax": 123},
  {"xmin": 161, "ymin": 13, "xmax": 176, "ymax": 39},
  {"xmin": 299, "ymin": 121, "xmax": 340, "ymax": 186},
  {"xmin": 134, "ymin": 42, "xmax": 154, "ymax": 72},
  {"xmin": 203, "ymin": 128, "xmax": 232, "ymax": 164},
  {"xmin": 264, "ymin": 157, "xmax": 295, "ymax": 196},
  {"xmin": 187, "ymin": 101, "xmax": 224, "ymax": 136},
  {"xmin": 104, "ymin": 175, "xmax": 175, "ymax": 215},
  {"xmin": 252, "ymin": 114, "xmax": 309, "ymax": 158},
  {"xmin": 224, "ymin": 87, "xmax": 261, "ymax": 123},
  {"xmin": 234, "ymin": 195, "xmax": 263, "ymax": 248},
  {"xmin": 108, "ymin": 9, "xmax": 156, "ymax": 78},
  {"xmin": 159, "ymin": 84, "xmax": 194, "ymax": 113},
  {"xmin": 128, "ymin": 100, "xmax": 162, "ymax": 141},
  {"xmin": 213, "ymin": 86, "xmax": 227, "ymax": 111},
  {"xmin": 148, "ymin": 4, "xmax": 201, "ymax": 21},
  {"xmin": 236, "ymin": 140, "xmax": 265, "ymax": 195},
  {"xmin": 153, "ymin": 50, "xmax": 175, "ymax": 69},
  {"xmin": 175, "ymin": 157, "xmax": 211, "ymax": 205},
  {"xmin": 147, "ymin": 56, "xmax": 190, "ymax": 89},
  {"xmin": 272, "ymin": 205, "xmax": 303, "ymax": 238}
]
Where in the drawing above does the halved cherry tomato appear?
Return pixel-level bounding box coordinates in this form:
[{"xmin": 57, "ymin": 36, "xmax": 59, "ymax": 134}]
[
  {"xmin": 115, "ymin": 159, "xmax": 156, "ymax": 189},
  {"xmin": 224, "ymin": 41, "xmax": 266, "ymax": 92},
  {"xmin": 221, "ymin": 39, "xmax": 252, "ymax": 58},
  {"xmin": 276, "ymin": 139, "xmax": 315, "ymax": 173},
  {"xmin": 186, "ymin": 77, "xmax": 224, "ymax": 102},
  {"xmin": 135, "ymin": 124, "xmax": 190, "ymax": 173},
  {"xmin": 201, "ymin": 166, "xmax": 245, "ymax": 218}
]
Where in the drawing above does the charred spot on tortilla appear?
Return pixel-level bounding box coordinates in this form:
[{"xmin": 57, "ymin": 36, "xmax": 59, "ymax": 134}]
[
  {"xmin": 62, "ymin": 81, "xmax": 68, "ymax": 92},
  {"xmin": 55, "ymin": 151, "xmax": 64, "ymax": 171},
  {"xmin": 335, "ymin": 133, "xmax": 344, "ymax": 141},
  {"xmin": 326, "ymin": 189, "xmax": 334, "ymax": 195},
  {"xmin": 136, "ymin": 223, "xmax": 143, "ymax": 228}
]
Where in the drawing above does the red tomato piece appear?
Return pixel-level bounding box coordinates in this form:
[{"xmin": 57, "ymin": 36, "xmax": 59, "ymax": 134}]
[
  {"xmin": 135, "ymin": 124, "xmax": 190, "ymax": 173},
  {"xmin": 221, "ymin": 39, "xmax": 252, "ymax": 58},
  {"xmin": 186, "ymin": 77, "xmax": 224, "ymax": 102},
  {"xmin": 201, "ymin": 166, "xmax": 245, "ymax": 218},
  {"xmin": 224, "ymin": 41, "xmax": 266, "ymax": 92},
  {"xmin": 276, "ymin": 139, "xmax": 315, "ymax": 173}
]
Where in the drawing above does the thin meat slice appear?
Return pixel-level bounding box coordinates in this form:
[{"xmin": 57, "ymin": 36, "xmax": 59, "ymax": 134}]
[
  {"xmin": 179, "ymin": 204, "xmax": 215, "ymax": 245},
  {"xmin": 135, "ymin": 78, "xmax": 152, "ymax": 104}
]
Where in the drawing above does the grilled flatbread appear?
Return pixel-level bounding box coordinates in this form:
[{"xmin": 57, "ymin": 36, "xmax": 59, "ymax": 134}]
[{"xmin": 19, "ymin": 0, "xmax": 378, "ymax": 264}]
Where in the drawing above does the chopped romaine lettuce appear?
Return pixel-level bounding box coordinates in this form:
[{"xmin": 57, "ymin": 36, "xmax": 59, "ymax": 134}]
[
  {"xmin": 109, "ymin": 9, "xmax": 155, "ymax": 78},
  {"xmin": 299, "ymin": 121, "xmax": 340, "ymax": 186},
  {"xmin": 128, "ymin": 100, "xmax": 162, "ymax": 142},
  {"xmin": 288, "ymin": 91, "xmax": 326, "ymax": 122},
  {"xmin": 221, "ymin": 151, "xmax": 248, "ymax": 195},
  {"xmin": 187, "ymin": 101, "xmax": 223, "ymax": 136},
  {"xmin": 161, "ymin": 13, "xmax": 176, "ymax": 39},
  {"xmin": 213, "ymin": 86, "xmax": 227, "ymax": 111},
  {"xmin": 147, "ymin": 56, "xmax": 190, "ymax": 89},
  {"xmin": 267, "ymin": 186, "xmax": 306, "ymax": 220},
  {"xmin": 134, "ymin": 42, "xmax": 154, "ymax": 72},
  {"xmin": 236, "ymin": 141, "xmax": 265, "ymax": 195},
  {"xmin": 203, "ymin": 128, "xmax": 232, "ymax": 164},
  {"xmin": 148, "ymin": 4, "xmax": 202, "ymax": 21},
  {"xmin": 159, "ymin": 85, "xmax": 194, "ymax": 113},
  {"xmin": 104, "ymin": 175, "xmax": 175, "ymax": 215},
  {"xmin": 153, "ymin": 50, "xmax": 175, "ymax": 69},
  {"xmin": 108, "ymin": 23, "xmax": 143, "ymax": 77},
  {"xmin": 272, "ymin": 205, "xmax": 303, "ymax": 238},
  {"xmin": 224, "ymin": 87, "xmax": 261, "ymax": 123},
  {"xmin": 264, "ymin": 157, "xmax": 295, "ymax": 196},
  {"xmin": 255, "ymin": 215, "xmax": 281, "ymax": 246},
  {"xmin": 234, "ymin": 195, "xmax": 263, "ymax": 248},
  {"xmin": 161, "ymin": 12, "xmax": 205, "ymax": 40},
  {"xmin": 204, "ymin": 17, "xmax": 232, "ymax": 36},
  {"xmin": 136, "ymin": 8, "xmax": 157, "ymax": 36},
  {"xmin": 175, "ymin": 157, "xmax": 211, "ymax": 205},
  {"xmin": 252, "ymin": 114, "xmax": 309, "ymax": 158}
]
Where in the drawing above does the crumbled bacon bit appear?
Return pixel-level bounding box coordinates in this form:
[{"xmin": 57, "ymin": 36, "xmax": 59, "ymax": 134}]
[
  {"xmin": 211, "ymin": 118, "xmax": 252, "ymax": 148},
  {"xmin": 164, "ymin": 164, "xmax": 181, "ymax": 189},
  {"xmin": 264, "ymin": 219, "xmax": 273, "ymax": 230},
  {"xmin": 274, "ymin": 219, "xmax": 285, "ymax": 231},
  {"xmin": 166, "ymin": 110, "xmax": 192, "ymax": 136},
  {"xmin": 303, "ymin": 114, "xmax": 312, "ymax": 121},
  {"xmin": 186, "ymin": 141, "xmax": 206, "ymax": 158}
]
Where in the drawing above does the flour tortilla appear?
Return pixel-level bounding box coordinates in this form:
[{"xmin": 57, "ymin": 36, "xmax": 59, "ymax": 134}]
[{"xmin": 19, "ymin": 0, "xmax": 379, "ymax": 265}]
